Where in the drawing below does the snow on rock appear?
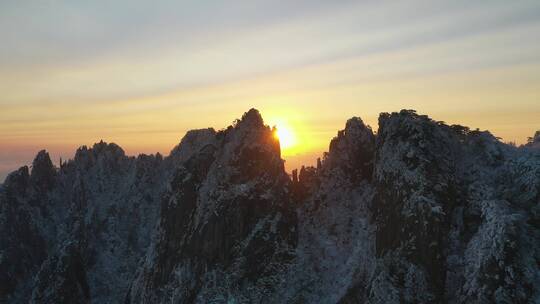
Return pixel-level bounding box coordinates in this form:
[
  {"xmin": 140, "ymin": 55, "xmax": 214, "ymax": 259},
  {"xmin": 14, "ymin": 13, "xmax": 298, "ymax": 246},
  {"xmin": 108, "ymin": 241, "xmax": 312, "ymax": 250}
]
[
  {"xmin": 127, "ymin": 109, "xmax": 297, "ymax": 303},
  {"xmin": 367, "ymin": 110, "xmax": 539, "ymax": 303},
  {"xmin": 278, "ymin": 117, "xmax": 376, "ymax": 304},
  {"xmin": 1, "ymin": 142, "xmax": 167, "ymax": 303},
  {"xmin": 368, "ymin": 110, "xmax": 457, "ymax": 303},
  {"xmin": 0, "ymin": 108, "xmax": 538, "ymax": 304}
]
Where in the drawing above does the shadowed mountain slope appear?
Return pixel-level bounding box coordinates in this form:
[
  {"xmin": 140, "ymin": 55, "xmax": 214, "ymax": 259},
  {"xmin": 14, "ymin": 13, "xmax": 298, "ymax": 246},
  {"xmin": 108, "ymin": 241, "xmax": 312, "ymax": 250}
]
[{"xmin": 1, "ymin": 109, "xmax": 538, "ymax": 304}]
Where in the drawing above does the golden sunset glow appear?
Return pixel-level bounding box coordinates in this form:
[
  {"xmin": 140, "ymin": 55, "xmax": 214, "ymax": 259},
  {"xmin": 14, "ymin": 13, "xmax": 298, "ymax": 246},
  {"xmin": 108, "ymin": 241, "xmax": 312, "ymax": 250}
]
[
  {"xmin": 0, "ymin": 1, "xmax": 539, "ymax": 181},
  {"xmin": 273, "ymin": 123, "xmax": 296, "ymax": 151}
]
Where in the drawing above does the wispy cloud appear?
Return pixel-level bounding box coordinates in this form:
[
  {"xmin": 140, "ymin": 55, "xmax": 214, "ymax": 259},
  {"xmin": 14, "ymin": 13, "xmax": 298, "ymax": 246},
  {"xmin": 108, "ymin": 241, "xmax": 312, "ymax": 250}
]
[{"xmin": 1, "ymin": 0, "xmax": 539, "ymax": 181}]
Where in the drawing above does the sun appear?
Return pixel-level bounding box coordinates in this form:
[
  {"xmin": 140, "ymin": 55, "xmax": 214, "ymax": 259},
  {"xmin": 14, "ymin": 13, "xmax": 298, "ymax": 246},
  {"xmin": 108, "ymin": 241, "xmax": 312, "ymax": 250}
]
[{"xmin": 273, "ymin": 124, "xmax": 296, "ymax": 150}]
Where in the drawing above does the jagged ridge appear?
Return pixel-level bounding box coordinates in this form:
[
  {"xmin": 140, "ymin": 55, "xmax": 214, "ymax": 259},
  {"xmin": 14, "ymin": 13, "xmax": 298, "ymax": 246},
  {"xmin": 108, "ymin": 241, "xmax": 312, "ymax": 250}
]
[{"xmin": 1, "ymin": 109, "xmax": 538, "ymax": 304}]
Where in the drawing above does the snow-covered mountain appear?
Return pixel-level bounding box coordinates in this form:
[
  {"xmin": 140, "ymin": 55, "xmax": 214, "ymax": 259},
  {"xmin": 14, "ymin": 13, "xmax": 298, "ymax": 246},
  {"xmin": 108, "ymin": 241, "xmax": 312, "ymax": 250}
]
[{"xmin": 1, "ymin": 109, "xmax": 538, "ymax": 304}]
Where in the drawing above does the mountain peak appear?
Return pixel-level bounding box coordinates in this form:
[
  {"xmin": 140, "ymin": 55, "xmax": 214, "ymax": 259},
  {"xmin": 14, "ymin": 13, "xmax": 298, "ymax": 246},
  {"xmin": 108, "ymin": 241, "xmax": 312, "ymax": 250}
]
[
  {"xmin": 30, "ymin": 150, "xmax": 56, "ymax": 190},
  {"xmin": 3, "ymin": 166, "xmax": 30, "ymax": 195},
  {"xmin": 91, "ymin": 140, "xmax": 125, "ymax": 157},
  {"xmin": 2, "ymin": 109, "xmax": 539, "ymax": 303},
  {"xmin": 237, "ymin": 108, "xmax": 264, "ymax": 129},
  {"xmin": 527, "ymin": 130, "xmax": 540, "ymax": 148},
  {"xmin": 324, "ymin": 116, "xmax": 375, "ymax": 180},
  {"xmin": 170, "ymin": 128, "xmax": 217, "ymax": 163},
  {"xmin": 343, "ymin": 117, "xmax": 373, "ymax": 141},
  {"xmin": 32, "ymin": 150, "xmax": 53, "ymax": 167}
]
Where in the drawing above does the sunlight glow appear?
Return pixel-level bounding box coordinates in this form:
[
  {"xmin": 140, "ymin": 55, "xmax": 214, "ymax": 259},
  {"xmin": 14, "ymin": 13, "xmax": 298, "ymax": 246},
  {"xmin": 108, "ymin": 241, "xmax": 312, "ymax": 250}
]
[{"xmin": 273, "ymin": 123, "xmax": 296, "ymax": 150}]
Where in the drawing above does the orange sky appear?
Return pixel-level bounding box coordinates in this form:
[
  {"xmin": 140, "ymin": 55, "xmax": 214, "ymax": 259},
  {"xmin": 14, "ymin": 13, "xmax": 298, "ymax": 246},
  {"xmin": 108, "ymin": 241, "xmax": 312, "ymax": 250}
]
[{"xmin": 1, "ymin": 1, "xmax": 540, "ymax": 181}]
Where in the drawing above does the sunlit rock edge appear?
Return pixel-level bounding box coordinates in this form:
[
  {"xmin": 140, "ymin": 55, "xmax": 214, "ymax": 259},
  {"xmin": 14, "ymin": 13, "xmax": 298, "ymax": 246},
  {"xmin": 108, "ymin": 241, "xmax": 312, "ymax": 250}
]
[{"xmin": 0, "ymin": 108, "xmax": 539, "ymax": 304}]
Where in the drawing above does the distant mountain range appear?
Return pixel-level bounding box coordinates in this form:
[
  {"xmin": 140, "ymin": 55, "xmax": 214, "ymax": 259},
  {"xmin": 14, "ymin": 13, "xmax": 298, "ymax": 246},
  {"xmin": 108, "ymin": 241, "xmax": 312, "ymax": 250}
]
[{"xmin": 1, "ymin": 109, "xmax": 539, "ymax": 304}]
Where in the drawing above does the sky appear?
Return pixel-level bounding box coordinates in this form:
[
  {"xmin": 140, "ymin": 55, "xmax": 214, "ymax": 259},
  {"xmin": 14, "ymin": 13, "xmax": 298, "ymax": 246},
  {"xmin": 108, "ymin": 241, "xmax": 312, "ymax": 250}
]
[{"xmin": 1, "ymin": 0, "xmax": 540, "ymax": 181}]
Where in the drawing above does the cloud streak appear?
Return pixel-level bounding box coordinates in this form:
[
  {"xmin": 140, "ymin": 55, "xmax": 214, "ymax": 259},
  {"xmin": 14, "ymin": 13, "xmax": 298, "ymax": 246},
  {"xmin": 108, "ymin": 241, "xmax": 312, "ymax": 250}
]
[{"xmin": 1, "ymin": 0, "xmax": 539, "ymax": 181}]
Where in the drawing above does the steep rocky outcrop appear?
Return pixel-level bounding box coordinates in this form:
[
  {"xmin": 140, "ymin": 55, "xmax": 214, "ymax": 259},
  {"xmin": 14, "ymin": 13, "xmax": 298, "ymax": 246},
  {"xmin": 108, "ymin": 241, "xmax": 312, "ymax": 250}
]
[
  {"xmin": 128, "ymin": 109, "xmax": 297, "ymax": 303},
  {"xmin": 30, "ymin": 150, "xmax": 57, "ymax": 192},
  {"xmin": 1, "ymin": 142, "xmax": 166, "ymax": 303},
  {"xmin": 0, "ymin": 166, "xmax": 47, "ymax": 302},
  {"xmin": 282, "ymin": 117, "xmax": 376, "ymax": 303},
  {"xmin": 367, "ymin": 111, "xmax": 459, "ymax": 303},
  {"xmin": 1, "ymin": 109, "xmax": 538, "ymax": 304},
  {"xmin": 323, "ymin": 117, "xmax": 376, "ymax": 182},
  {"xmin": 526, "ymin": 130, "xmax": 540, "ymax": 149},
  {"xmin": 362, "ymin": 111, "xmax": 539, "ymax": 303}
]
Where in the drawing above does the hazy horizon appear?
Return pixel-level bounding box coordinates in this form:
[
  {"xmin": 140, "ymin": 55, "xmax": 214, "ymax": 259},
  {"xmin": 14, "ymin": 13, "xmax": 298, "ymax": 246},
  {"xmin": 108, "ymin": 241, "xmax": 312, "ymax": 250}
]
[
  {"xmin": 1, "ymin": 0, "xmax": 540, "ymax": 181},
  {"xmin": 1, "ymin": 107, "xmax": 538, "ymax": 183}
]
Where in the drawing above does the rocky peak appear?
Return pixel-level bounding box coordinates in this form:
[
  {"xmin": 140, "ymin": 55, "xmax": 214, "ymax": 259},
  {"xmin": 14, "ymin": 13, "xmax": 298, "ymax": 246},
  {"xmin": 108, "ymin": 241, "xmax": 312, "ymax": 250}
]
[
  {"xmin": 74, "ymin": 140, "xmax": 125, "ymax": 160},
  {"xmin": 72, "ymin": 141, "xmax": 128, "ymax": 173},
  {"xmin": 91, "ymin": 140, "xmax": 125, "ymax": 157},
  {"xmin": 127, "ymin": 109, "xmax": 295, "ymax": 303},
  {"xmin": 30, "ymin": 150, "xmax": 56, "ymax": 191},
  {"xmin": 370, "ymin": 109, "xmax": 459, "ymax": 302},
  {"xmin": 2, "ymin": 108, "xmax": 539, "ymax": 304},
  {"xmin": 213, "ymin": 108, "xmax": 283, "ymax": 183},
  {"xmin": 464, "ymin": 130, "xmax": 508, "ymax": 166},
  {"xmin": 323, "ymin": 116, "xmax": 375, "ymax": 181},
  {"xmin": 375, "ymin": 109, "xmax": 457, "ymax": 181},
  {"xmin": 169, "ymin": 128, "xmax": 217, "ymax": 164},
  {"xmin": 377, "ymin": 109, "xmax": 432, "ymax": 138},
  {"xmin": 534, "ymin": 130, "xmax": 540, "ymax": 141},
  {"xmin": 3, "ymin": 166, "xmax": 30, "ymax": 196},
  {"xmin": 526, "ymin": 130, "xmax": 540, "ymax": 149},
  {"xmin": 236, "ymin": 108, "xmax": 264, "ymax": 129}
]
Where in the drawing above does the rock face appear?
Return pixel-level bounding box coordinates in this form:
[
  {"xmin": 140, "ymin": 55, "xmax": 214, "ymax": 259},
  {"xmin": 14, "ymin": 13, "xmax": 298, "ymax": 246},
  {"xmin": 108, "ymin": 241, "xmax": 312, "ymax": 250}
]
[
  {"xmin": 127, "ymin": 109, "xmax": 297, "ymax": 303},
  {"xmin": 282, "ymin": 116, "xmax": 376, "ymax": 304},
  {"xmin": 364, "ymin": 112, "xmax": 540, "ymax": 304},
  {"xmin": 1, "ymin": 143, "xmax": 166, "ymax": 303},
  {"xmin": 1, "ymin": 109, "xmax": 538, "ymax": 304}
]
